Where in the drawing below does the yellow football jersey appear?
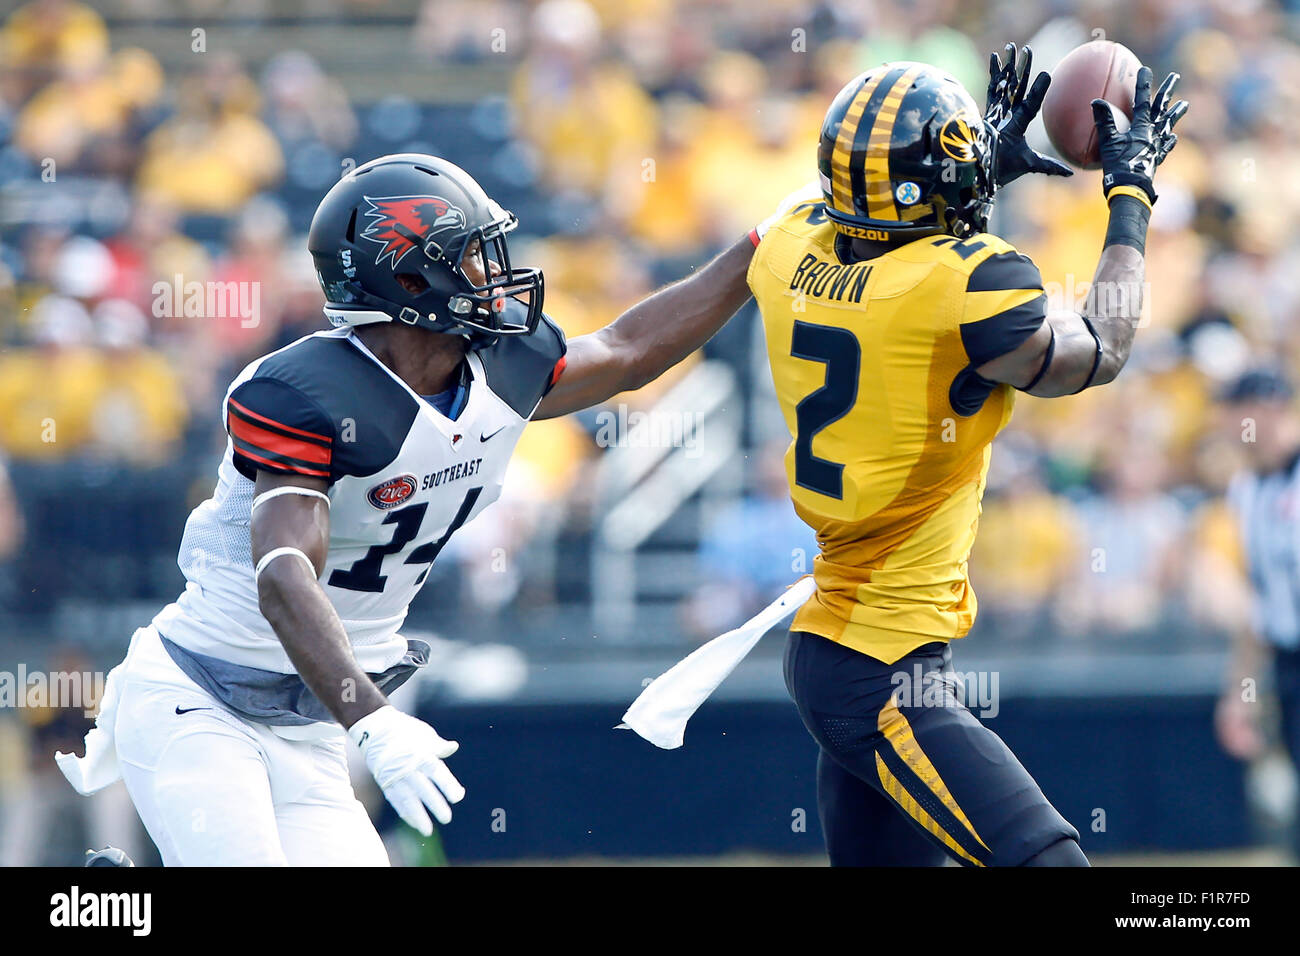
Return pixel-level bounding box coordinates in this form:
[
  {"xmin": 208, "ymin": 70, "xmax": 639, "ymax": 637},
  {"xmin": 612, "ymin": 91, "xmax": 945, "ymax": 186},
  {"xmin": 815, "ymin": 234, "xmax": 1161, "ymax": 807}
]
[{"xmin": 749, "ymin": 200, "xmax": 1046, "ymax": 664}]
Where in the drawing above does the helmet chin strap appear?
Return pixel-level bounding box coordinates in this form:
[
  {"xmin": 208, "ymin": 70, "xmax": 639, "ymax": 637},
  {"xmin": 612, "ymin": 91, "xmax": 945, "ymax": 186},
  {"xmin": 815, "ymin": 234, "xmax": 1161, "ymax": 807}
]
[
  {"xmin": 322, "ymin": 307, "xmax": 392, "ymax": 327},
  {"xmin": 943, "ymin": 196, "xmax": 993, "ymax": 238}
]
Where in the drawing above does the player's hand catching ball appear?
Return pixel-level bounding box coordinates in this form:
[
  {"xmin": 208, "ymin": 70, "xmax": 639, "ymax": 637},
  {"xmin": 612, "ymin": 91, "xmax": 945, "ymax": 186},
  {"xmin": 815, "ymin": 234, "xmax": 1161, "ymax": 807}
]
[
  {"xmin": 985, "ymin": 42, "xmax": 1074, "ymax": 187},
  {"xmin": 1091, "ymin": 66, "xmax": 1188, "ymax": 205},
  {"xmin": 348, "ymin": 704, "xmax": 465, "ymax": 836}
]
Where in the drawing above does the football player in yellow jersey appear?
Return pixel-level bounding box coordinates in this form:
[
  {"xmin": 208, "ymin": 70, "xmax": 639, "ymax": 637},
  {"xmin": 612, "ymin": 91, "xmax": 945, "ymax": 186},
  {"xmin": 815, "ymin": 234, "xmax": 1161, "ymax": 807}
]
[{"xmin": 749, "ymin": 48, "xmax": 1187, "ymax": 865}]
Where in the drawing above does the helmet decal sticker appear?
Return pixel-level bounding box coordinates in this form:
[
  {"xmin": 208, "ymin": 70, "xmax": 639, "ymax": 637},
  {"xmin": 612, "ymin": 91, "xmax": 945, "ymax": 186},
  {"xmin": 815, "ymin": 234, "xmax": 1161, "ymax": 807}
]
[
  {"xmin": 895, "ymin": 182, "xmax": 921, "ymax": 205},
  {"xmin": 938, "ymin": 115, "xmax": 980, "ymax": 162},
  {"xmin": 360, "ymin": 196, "xmax": 466, "ymax": 269}
]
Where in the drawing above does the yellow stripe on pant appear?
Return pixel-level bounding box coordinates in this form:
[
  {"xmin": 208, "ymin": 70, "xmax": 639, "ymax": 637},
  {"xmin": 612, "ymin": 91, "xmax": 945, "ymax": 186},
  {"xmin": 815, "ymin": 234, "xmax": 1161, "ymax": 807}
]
[
  {"xmin": 874, "ymin": 752, "xmax": 983, "ymax": 866},
  {"xmin": 875, "ymin": 696, "xmax": 991, "ymax": 864}
]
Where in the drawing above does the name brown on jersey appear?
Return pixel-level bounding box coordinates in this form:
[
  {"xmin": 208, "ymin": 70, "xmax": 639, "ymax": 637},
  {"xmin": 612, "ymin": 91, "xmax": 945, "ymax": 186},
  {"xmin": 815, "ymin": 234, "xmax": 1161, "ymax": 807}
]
[{"xmin": 789, "ymin": 254, "xmax": 873, "ymax": 303}]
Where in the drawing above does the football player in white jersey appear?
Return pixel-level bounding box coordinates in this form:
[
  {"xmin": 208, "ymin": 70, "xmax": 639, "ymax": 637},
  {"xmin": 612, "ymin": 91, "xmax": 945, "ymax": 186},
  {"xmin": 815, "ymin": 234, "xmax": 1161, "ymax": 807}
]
[{"xmin": 56, "ymin": 153, "xmax": 759, "ymax": 865}]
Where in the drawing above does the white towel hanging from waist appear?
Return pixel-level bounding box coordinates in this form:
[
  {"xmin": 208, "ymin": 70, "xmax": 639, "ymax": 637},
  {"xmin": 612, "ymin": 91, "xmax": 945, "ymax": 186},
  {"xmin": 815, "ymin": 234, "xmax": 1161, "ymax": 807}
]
[{"xmin": 618, "ymin": 575, "xmax": 816, "ymax": 749}]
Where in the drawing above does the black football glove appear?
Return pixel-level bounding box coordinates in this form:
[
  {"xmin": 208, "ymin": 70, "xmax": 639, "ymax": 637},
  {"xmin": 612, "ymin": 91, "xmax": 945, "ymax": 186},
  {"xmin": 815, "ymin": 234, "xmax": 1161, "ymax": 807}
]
[
  {"xmin": 1091, "ymin": 66, "xmax": 1189, "ymax": 205},
  {"xmin": 985, "ymin": 42, "xmax": 1073, "ymax": 188}
]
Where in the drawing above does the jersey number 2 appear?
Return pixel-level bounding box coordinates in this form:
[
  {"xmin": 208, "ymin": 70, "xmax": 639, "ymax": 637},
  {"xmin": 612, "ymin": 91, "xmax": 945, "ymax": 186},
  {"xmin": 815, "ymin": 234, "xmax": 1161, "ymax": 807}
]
[
  {"xmin": 328, "ymin": 488, "xmax": 482, "ymax": 593},
  {"xmin": 791, "ymin": 322, "xmax": 860, "ymax": 500}
]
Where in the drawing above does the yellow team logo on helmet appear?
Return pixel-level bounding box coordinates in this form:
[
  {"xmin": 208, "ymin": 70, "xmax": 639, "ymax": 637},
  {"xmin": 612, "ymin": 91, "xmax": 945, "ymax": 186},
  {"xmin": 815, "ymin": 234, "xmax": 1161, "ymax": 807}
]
[{"xmin": 938, "ymin": 115, "xmax": 980, "ymax": 162}]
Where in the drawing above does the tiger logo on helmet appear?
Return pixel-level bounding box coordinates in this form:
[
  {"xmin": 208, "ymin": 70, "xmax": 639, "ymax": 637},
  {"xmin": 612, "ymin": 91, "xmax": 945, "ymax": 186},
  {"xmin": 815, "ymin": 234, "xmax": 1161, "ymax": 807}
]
[{"xmin": 817, "ymin": 62, "xmax": 999, "ymax": 241}]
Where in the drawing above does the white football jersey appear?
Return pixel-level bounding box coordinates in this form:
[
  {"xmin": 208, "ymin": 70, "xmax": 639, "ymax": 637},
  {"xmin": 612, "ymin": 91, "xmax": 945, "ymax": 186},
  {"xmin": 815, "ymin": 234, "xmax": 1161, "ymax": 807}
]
[{"xmin": 151, "ymin": 321, "xmax": 566, "ymax": 702}]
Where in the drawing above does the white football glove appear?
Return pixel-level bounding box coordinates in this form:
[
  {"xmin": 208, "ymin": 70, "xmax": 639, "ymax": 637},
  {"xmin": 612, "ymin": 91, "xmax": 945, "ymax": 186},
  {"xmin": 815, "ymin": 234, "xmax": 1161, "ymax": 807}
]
[{"xmin": 348, "ymin": 705, "xmax": 465, "ymax": 836}]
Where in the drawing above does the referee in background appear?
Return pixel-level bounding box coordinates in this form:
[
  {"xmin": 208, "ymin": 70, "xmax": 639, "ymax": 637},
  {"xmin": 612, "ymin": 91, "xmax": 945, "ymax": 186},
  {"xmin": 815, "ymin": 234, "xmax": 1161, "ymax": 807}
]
[{"xmin": 1217, "ymin": 365, "xmax": 1300, "ymax": 860}]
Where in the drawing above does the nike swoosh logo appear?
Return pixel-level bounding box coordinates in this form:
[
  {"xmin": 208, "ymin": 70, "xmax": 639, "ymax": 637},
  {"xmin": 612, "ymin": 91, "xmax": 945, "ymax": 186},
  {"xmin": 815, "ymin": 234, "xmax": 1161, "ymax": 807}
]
[
  {"xmin": 480, "ymin": 426, "xmax": 508, "ymax": 442},
  {"xmin": 175, "ymin": 706, "xmax": 212, "ymax": 715}
]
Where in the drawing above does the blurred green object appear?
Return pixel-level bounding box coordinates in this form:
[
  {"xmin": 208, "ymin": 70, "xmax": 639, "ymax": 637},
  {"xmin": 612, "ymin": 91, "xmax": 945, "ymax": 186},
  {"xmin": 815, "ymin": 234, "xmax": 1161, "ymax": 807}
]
[
  {"xmin": 400, "ymin": 823, "xmax": 449, "ymax": 867},
  {"xmin": 858, "ymin": 27, "xmax": 987, "ymax": 95}
]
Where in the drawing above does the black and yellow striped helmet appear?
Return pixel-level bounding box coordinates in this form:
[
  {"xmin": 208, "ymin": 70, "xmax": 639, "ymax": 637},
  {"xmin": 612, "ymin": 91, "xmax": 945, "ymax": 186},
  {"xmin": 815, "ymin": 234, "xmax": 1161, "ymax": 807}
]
[{"xmin": 818, "ymin": 62, "xmax": 998, "ymax": 240}]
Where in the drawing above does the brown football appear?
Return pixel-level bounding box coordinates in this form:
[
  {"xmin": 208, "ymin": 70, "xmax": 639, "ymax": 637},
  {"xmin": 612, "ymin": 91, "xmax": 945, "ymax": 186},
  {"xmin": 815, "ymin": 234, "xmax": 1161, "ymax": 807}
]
[{"xmin": 1041, "ymin": 39, "xmax": 1142, "ymax": 170}]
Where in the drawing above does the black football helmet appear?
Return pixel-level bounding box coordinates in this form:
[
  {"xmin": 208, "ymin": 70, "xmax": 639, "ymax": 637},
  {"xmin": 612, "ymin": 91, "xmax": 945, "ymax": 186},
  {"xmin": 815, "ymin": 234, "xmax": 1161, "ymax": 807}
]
[
  {"xmin": 818, "ymin": 62, "xmax": 999, "ymax": 240},
  {"xmin": 308, "ymin": 153, "xmax": 543, "ymax": 348}
]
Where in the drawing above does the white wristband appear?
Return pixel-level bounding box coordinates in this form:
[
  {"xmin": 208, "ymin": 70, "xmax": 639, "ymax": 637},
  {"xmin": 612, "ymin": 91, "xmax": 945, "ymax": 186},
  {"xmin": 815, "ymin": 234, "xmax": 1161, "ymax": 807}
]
[
  {"xmin": 251, "ymin": 486, "xmax": 331, "ymax": 512},
  {"xmin": 254, "ymin": 547, "xmax": 318, "ymax": 580}
]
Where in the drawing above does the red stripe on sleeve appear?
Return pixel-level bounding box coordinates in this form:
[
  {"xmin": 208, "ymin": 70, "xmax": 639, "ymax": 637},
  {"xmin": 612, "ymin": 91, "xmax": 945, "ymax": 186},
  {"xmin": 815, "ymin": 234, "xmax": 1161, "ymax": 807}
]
[
  {"xmin": 233, "ymin": 444, "xmax": 331, "ymax": 478},
  {"xmin": 748, "ymin": 228, "xmax": 761, "ymax": 248},
  {"xmin": 229, "ymin": 414, "xmax": 332, "ymax": 466},
  {"xmin": 228, "ymin": 397, "xmax": 331, "ymax": 443},
  {"xmin": 550, "ymin": 355, "xmax": 567, "ymax": 386}
]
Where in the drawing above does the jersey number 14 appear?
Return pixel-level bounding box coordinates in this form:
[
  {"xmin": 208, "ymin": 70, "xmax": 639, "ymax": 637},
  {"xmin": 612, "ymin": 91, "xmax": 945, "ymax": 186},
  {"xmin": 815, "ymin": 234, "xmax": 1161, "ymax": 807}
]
[{"xmin": 328, "ymin": 488, "xmax": 482, "ymax": 592}]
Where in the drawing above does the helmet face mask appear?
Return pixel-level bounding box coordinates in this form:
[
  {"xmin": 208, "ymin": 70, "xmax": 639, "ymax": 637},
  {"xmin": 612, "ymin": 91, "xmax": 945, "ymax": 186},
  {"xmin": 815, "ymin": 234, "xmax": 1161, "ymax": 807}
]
[
  {"xmin": 439, "ymin": 212, "xmax": 544, "ymax": 339},
  {"xmin": 934, "ymin": 121, "xmax": 998, "ymax": 237},
  {"xmin": 818, "ymin": 63, "xmax": 999, "ymax": 243},
  {"xmin": 308, "ymin": 154, "xmax": 544, "ymax": 349}
]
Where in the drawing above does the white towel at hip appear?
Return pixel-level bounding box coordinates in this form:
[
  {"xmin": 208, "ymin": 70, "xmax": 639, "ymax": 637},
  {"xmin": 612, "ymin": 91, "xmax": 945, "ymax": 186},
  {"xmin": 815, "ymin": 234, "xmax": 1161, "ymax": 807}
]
[{"xmin": 619, "ymin": 576, "xmax": 816, "ymax": 749}]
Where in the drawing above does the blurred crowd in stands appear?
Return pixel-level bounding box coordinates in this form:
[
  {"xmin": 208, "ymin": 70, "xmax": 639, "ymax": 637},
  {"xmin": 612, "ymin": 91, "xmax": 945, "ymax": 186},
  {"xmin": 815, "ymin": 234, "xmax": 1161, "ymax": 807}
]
[{"xmin": 0, "ymin": 0, "xmax": 1298, "ymax": 654}]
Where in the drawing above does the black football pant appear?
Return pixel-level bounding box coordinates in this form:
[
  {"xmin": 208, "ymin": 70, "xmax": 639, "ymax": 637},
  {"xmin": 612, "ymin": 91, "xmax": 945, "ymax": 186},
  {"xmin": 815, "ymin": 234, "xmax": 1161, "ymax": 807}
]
[{"xmin": 784, "ymin": 630, "xmax": 1085, "ymax": 866}]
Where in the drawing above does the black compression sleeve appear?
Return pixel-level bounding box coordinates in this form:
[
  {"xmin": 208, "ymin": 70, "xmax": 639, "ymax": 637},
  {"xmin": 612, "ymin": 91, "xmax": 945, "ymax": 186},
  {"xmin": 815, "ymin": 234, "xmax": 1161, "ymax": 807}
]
[{"xmin": 1103, "ymin": 194, "xmax": 1151, "ymax": 255}]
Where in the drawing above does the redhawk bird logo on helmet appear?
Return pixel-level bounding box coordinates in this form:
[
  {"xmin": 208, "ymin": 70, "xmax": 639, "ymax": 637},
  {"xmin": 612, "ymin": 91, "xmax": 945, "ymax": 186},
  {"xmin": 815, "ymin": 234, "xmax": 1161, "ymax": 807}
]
[{"xmin": 360, "ymin": 195, "xmax": 466, "ymax": 269}]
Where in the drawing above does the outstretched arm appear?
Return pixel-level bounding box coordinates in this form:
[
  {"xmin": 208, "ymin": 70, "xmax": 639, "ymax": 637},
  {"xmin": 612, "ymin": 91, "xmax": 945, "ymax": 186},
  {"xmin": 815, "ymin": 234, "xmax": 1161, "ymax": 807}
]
[
  {"xmin": 532, "ymin": 234, "xmax": 755, "ymax": 419},
  {"xmin": 979, "ymin": 67, "xmax": 1188, "ymax": 396},
  {"xmin": 979, "ymin": 241, "xmax": 1145, "ymax": 396}
]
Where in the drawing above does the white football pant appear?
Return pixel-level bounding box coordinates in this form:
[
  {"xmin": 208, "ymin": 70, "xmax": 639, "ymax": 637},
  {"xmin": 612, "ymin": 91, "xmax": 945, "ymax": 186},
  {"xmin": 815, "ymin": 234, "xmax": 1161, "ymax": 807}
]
[{"xmin": 112, "ymin": 627, "xmax": 388, "ymax": 866}]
